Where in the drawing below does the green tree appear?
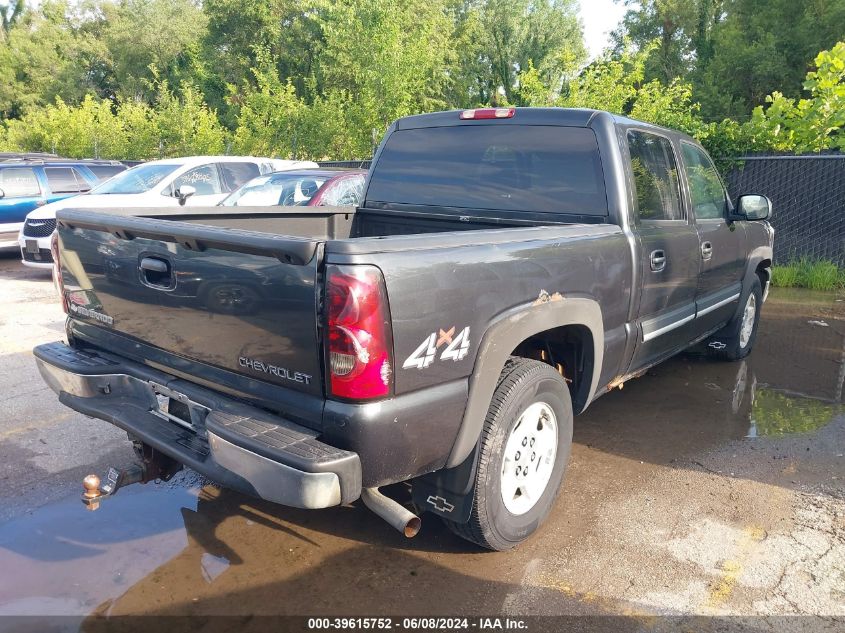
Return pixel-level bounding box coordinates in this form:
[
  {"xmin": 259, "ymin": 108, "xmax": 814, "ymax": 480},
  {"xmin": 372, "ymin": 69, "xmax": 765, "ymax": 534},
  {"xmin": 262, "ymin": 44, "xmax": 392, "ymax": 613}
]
[
  {"xmin": 461, "ymin": 0, "xmax": 586, "ymax": 105},
  {"xmin": 0, "ymin": 1, "xmax": 96, "ymax": 117},
  {"xmin": 150, "ymin": 81, "xmax": 226, "ymax": 156},
  {"xmin": 3, "ymin": 95, "xmax": 127, "ymax": 157},
  {"xmin": 0, "ymin": 0, "xmax": 24, "ymax": 35},
  {"xmin": 200, "ymin": 0, "xmax": 322, "ymax": 122},
  {"xmin": 695, "ymin": 0, "xmax": 845, "ymax": 119},
  {"xmin": 103, "ymin": 0, "xmax": 207, "ymax": 101},
  {"xmin": 612, "ymin": 0, "xmax": 714, "ymax": 84}
]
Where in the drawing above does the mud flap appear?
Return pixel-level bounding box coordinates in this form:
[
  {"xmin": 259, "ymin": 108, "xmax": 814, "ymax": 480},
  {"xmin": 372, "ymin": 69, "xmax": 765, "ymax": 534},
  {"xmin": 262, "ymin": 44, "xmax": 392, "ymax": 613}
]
[{"xmin": 411, "ymin": 447, "xmax": 479, "ymax": 524}]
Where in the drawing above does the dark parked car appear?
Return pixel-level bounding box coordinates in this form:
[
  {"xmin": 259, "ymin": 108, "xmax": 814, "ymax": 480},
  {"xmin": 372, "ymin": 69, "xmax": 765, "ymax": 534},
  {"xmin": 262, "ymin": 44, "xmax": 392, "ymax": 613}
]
[
  {"xmin": 0, "ymin": 159, "xmax": 126, "ymax": 251},
  {"xmin": 219, "ymin": 168, "xmax": 366, "ymax": 208},
  {"xmin": 36, "ymin": 108, "xmax": 773, "ymax": 550}
]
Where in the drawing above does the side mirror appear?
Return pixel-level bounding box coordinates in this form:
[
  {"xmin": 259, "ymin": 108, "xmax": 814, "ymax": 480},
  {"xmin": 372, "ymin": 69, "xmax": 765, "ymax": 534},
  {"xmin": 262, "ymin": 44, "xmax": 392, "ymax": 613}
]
[
  {"xmin": 175, "ymin": 184, "xmax": 196, "ymax": 206},
  {"xmin": 0, "ymin": 188, "xmax": 5, "ymax": 199},
  {"xmin": 730, "ymin": 194, "xmax": 771, "ymax": 221}
]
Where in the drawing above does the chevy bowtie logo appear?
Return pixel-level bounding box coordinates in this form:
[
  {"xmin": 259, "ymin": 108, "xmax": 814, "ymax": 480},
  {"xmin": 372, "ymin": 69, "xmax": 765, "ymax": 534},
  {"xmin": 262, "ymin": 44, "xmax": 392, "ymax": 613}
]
[{"xmin": 426, "ymin": 495, "xmax": 455, "ymax": 513}]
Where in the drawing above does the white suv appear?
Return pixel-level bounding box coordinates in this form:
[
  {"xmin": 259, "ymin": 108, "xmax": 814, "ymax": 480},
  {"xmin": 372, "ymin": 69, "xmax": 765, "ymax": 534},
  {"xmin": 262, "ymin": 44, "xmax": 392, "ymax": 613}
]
[{"xmin": 19, "ymin": 155, "xmax": 316, "ymax": 268}]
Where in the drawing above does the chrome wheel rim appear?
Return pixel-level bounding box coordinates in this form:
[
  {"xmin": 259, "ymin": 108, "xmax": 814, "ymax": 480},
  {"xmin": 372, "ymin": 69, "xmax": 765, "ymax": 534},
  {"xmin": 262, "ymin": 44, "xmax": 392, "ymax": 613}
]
[
  {"xmin": 500, "ymin": 401, "xmax": 557, "ymax": 516},
  {"xmin": 739, "ymin": 293, "xmax": 757, "ymax": 348}
]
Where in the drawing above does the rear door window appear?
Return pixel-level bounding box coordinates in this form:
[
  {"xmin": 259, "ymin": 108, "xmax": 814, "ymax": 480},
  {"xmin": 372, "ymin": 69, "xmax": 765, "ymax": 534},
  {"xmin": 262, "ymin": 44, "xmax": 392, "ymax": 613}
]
[
  {"xmin": 0, "ymin": 167, "xmax": 41, "ymax": 198},
  {"xmin": 45, "ymin": 167, "xmax": 84, "ymax": 194},
  {"xmin": 87, "ymin": 165, "xmax": 126, "ymax": 182},
  {"xmin": 627, "ymin": 130, "xmax": 683, "ymax": 221},
  {"xmin": 366, "ymin": 125, "xmax": 608, "ymax": 216},
  {"xmin": 218, "ymin": 162, "xmax": 261, "ymax": 191},
  {"xmin": 319, "ymin": 175, "xmax": 365, "ymax": 206},
  {"xmin": 171, "ymin": 165, "xmax": 223, "ymax": 196},
  {"xmin": 72, "ymin": 168, "xmax": 92, "ymax": 191}
]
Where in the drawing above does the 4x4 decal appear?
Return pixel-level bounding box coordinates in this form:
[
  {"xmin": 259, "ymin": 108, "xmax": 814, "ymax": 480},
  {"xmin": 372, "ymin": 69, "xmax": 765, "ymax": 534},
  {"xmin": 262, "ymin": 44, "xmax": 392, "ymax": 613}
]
[{"xmin": 402, "ymin": 326, "xmax": 471, "ymax": 370}]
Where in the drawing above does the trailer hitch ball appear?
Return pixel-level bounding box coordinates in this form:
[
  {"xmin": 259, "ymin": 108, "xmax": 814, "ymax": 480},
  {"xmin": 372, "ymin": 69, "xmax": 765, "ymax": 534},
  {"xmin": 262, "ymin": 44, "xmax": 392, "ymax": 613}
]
[{"xmin": 82, "ymin": 474, "xmax": 103, "ymax": 511}]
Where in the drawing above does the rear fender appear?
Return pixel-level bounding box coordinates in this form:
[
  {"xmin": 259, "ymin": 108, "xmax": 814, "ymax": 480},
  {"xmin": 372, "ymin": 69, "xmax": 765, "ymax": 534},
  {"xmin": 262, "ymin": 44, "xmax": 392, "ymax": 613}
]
[{"xmin": 446, "ymin": 297, "xmax": 604, "ymax": 469}]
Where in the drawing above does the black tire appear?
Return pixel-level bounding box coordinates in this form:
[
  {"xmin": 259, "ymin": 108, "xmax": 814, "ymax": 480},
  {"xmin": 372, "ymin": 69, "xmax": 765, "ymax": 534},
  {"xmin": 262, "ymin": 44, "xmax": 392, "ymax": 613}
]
[
  {"xmin": 708, "ymin": 277, "xmax": 762, "ymax": 361},
  {"xmin": 447, "ymin": 357, "xmax": 573, "ymax": 551}
]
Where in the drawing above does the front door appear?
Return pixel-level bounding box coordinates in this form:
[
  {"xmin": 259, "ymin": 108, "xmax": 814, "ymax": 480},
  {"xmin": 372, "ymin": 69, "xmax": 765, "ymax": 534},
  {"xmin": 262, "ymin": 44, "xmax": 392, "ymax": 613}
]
[
  {"xmin": 680, "ymin": 142, "xmax": 747, "ymax": 336},
  {"xmin": 626, "ymin": 129, "xmax": 701, "ymax": 371}
]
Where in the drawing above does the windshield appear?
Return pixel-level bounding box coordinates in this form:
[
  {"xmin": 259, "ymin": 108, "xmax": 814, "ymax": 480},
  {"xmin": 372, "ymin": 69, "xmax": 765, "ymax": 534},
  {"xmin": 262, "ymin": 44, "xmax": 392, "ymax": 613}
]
[
  {"xmin": 221, "ymin": 174, "xmax": 329, "ymax": 206},
  {"xmin": 90, "ymin": 164, "xmax": 179, "ymax": 195}
]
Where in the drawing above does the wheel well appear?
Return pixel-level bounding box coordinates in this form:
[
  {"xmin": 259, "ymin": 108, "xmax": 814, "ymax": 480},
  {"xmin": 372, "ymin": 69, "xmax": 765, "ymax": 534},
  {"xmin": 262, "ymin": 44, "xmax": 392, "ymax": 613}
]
[
  {"xmin": 510, "ymin": 324, "xmax": 594, "ymax": 414},
  {"xmin": 756, "ymin": 259, "xmax": 772, "ymax": 285}
]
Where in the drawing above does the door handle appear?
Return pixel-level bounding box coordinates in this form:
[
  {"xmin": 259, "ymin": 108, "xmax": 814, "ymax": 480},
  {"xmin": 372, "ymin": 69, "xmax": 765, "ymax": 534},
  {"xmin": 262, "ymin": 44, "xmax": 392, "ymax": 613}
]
[
  {"xmin": 139, "ymin": 256, "xmax": 173, "ymax": 288},
  {"xmin": 701, "ymin": 241, "xmax": 713, "ymax": 261},
  {"xmin": 140, "ymin": 257, "xmax": 168, "ymax": 273},
  {"xmin": 650, "ymin": 249, "xmax": 666, "ymax": 272}
]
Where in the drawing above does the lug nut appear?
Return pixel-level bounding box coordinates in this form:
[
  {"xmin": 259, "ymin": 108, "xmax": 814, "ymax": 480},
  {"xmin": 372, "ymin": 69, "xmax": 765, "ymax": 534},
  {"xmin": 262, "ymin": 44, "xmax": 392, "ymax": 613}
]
[
  {"xmin": 515, "ymin": 451, "xmax": 521, "ymax": 461},
  {"xmin": 530, "ymin": 438, "xmax": 535, "ymax": 447},
  {"xmin": 516, "ymin": 466, "xmax": 522, "ymax": 475},
  {"xmin": 522, "ymin": 437, "xmax": 528, "ymax": 447},
  {"xmin": 531, "ymin": 452, "xmax": 536, "ymax": 461}
]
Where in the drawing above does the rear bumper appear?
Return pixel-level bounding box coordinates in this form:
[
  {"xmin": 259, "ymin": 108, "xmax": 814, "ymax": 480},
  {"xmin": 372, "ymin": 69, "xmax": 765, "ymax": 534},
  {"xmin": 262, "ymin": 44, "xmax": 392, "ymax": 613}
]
[{"xmin": 34, "ymin": 342, "xmax": 362, "ymax": 508}]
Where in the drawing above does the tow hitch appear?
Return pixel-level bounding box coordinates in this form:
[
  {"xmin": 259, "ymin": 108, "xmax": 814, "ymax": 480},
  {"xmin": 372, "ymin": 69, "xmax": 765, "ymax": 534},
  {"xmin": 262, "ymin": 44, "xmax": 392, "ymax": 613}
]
[{"xmin": 81, "ymin": 444, "xmax": 182, "ymax": 510}]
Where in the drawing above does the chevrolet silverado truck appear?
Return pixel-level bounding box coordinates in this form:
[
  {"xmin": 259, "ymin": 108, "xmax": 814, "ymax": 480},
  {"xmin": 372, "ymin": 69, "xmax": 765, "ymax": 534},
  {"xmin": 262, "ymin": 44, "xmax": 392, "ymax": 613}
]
[{"xmin": 34, "ymin": 108, "xmax": 774, "ymax": 550}]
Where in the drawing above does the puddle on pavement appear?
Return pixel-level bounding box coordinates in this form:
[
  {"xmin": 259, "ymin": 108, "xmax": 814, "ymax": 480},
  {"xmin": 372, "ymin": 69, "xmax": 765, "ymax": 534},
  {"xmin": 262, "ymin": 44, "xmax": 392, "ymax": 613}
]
[
  {"xmin": 748, "ymin": 389, "xmax": 841, "ymax": 437},
  {"xmin": 0, "ymin": 486, "xmax": 200, "ymax": 616},
  {"xmin": 0, "ymin": 287, "xmax": 843, "ymax": 619}
]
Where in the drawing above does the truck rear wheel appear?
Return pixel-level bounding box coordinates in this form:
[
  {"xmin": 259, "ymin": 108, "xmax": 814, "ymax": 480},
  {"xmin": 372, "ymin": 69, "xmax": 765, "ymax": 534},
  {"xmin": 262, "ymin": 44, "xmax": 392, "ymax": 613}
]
[{"xmin": 447, "ymin": 357, "xmax": 573, "ymax": 551}]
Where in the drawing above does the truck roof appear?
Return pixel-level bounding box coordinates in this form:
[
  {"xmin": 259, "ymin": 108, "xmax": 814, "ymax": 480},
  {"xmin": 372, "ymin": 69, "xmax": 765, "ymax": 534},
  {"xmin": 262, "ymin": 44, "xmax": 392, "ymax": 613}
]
[{"xmin": 394, "ymin": 107, "xmax": 698, "ymax": 144}]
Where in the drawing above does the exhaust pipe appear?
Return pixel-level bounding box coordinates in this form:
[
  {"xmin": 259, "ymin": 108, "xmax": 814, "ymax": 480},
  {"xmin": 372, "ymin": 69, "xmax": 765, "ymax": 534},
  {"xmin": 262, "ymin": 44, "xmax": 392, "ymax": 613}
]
[{"xmin": 360, "ymin": 487, "xmax": 421, "ymax": 538}]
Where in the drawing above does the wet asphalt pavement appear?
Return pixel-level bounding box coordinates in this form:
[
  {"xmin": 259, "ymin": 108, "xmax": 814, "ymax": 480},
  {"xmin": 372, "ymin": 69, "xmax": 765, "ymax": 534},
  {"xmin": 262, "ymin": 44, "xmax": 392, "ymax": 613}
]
[{"xmin": 0, "ymin": 252, "xmax": 843, "ymax": 629}]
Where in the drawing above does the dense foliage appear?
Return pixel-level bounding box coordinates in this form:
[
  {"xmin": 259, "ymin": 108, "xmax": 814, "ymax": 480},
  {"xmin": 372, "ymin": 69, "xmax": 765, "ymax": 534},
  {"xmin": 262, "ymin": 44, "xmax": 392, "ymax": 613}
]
[{"xmin": 0, "ymin": 0, "xmax": 842, "ymax": 160}]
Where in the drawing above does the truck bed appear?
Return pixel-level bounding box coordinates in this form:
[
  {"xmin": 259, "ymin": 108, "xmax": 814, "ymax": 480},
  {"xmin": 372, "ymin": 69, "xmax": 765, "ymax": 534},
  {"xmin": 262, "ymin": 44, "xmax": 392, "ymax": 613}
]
[{"xmin": 75, "ymin": 204, "xmax": 584, "ymax": 240}]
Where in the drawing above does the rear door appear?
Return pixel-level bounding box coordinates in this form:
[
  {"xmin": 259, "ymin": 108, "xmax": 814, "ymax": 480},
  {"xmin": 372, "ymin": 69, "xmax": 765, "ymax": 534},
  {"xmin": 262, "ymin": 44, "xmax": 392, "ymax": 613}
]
[
  {"xmin": 44, "ymin": 166, "xmax": 91, "ymax": 202},
  {"xmin": 0, "ymin": 166, "xmax": 44, "ymax": 227},
  {"xmin": 680, "ymin": 142, "xmax": 746, "ymax": 335},
  {"xmin": 626, "ymin": 129, "xmax": 701, "ymax": 370},
  {"xmin": 218, "ymin": 161, "xmax": 261, "ymax": 193},
  {"xmin": 165, "ymin": 164, "xmax": 227, "ymax": 205},
  {"xmin": 83, "ymin": 164, "xmax": 127, "ymax": 185},
  {"xmin": 313, "ymin": 175, "xmax": 366, "ymax": 207}
]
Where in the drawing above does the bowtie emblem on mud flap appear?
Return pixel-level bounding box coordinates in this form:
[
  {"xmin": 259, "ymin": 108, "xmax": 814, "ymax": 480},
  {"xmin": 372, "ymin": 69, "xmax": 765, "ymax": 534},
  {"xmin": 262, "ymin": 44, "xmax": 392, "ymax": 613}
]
[
  {"xmin": 708, "ymin": 341, "xmax": 727, "ymax": 350},
  {"xmin": 426, "ymin": 495, "xmax": 456, "ymax": 513}
]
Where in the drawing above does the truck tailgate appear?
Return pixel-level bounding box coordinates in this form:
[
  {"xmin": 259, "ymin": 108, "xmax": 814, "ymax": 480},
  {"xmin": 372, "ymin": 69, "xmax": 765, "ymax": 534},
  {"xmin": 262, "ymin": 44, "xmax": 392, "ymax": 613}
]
[{"xmin": 56, "ymin": 209, "xmax": 325, "ymax": 398}]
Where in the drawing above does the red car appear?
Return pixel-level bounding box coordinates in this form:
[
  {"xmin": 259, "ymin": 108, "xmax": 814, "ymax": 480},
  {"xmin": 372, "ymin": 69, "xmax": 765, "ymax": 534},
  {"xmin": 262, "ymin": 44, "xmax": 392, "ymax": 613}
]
[{"xmin": 219, "ymin": 168, "xmax": 366, "ymax": 207}]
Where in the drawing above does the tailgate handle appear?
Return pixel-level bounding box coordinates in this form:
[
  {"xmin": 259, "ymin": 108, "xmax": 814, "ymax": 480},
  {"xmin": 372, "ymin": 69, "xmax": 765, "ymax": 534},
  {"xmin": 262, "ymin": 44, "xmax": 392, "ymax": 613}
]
[{"xmin": 139, "ymin": 256, "xmax": 173, "ymax": 288}]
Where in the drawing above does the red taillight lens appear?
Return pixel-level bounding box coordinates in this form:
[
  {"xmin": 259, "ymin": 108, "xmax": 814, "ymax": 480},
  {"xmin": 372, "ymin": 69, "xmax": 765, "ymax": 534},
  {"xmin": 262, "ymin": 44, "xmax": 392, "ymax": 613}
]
[
  {"xmin": 50, "ymin": 231, "xmax": 69, "ymax": 314},
  {"xmin": 326, "ymin": 265, "xmax": 393, "ymax": 400},
  {"xmin": 459, "ymin": 107, "xmax": 515, "ymax": 120}
]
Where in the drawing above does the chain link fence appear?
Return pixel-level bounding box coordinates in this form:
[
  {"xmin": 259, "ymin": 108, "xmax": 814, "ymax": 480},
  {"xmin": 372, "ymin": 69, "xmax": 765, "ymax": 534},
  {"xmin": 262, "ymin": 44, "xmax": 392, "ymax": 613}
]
[{"xmin": 721, "ymin": 153, "xmax": 845, "ymax": 265}]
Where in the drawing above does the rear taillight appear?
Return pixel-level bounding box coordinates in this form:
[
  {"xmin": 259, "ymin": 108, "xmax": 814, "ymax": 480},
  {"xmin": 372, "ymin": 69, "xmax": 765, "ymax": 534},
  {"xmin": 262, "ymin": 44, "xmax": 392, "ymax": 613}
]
[
  {"xmin": 50, "ymin": 231, "xmax": 69, "ymax": 314},
  {"xmin": 326, "ymin": 265, "xmax": 393, "ymax": 400},
  {"xmin": 459, "ymin": 107, "xmax": 515, "ymax": 120}
]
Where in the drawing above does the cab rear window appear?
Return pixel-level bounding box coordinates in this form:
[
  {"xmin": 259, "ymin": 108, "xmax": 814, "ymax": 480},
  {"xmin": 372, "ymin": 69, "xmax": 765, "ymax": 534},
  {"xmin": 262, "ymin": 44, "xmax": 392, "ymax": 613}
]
[{"xmin": 366, "ymin": 125, "xmax": 607, "ymax": 216}]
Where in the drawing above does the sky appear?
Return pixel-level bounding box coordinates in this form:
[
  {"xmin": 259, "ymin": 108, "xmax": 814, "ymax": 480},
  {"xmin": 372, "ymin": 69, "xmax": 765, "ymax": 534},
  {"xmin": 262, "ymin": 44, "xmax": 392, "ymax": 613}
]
[{"xmin": 579, "ymin": 0, "xmax": 628, "ymax": 60}]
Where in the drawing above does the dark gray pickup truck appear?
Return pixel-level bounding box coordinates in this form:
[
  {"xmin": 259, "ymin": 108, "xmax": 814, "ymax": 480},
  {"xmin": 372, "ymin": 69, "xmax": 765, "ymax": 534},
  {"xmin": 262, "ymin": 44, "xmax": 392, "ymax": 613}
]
[{"xmin": 35, "ymin": 108, "xmax": 774, "ymax": 550}]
